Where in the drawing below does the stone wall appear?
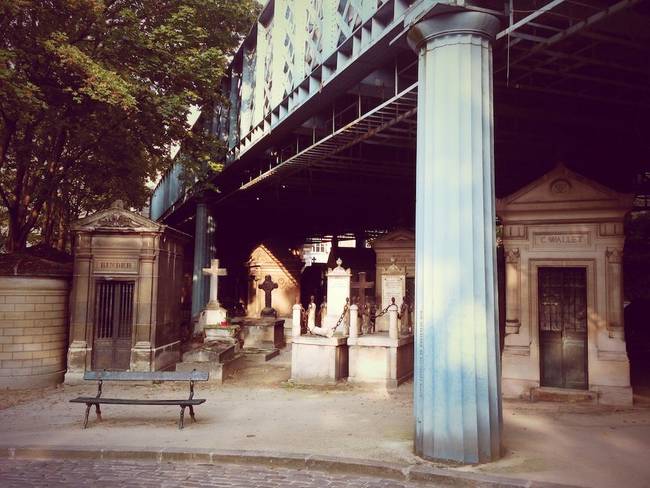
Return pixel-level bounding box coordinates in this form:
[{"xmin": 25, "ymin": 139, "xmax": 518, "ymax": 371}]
[{"xmin": 0, "ymin": 277, "xmax": 69, "ymax": 389}]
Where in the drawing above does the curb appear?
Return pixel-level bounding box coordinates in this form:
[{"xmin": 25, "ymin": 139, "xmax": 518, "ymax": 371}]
[{"xmin": 0, "ymin": 445, "xmax": 581, "ymax": 488}]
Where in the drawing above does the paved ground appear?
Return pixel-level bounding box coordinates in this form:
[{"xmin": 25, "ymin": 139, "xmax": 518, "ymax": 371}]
[
  {"xmin": 1, "ymin": 348, "xmax": 649, "ymax": 488},
  {"xmin": 0, "ymin": 458, "xmax": 421, "ymax": 488}
]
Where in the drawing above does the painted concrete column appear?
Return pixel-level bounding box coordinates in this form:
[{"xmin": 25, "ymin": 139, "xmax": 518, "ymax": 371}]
[
  {"xmin": 407, "ymin": 11, "xmax": 502, "ymax": 464},
  {"xmin": 191, "ymin": 201, "xmax": 209, "ymax": 318}
]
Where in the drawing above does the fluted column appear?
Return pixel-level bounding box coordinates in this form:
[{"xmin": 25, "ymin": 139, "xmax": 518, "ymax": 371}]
[{"xmin": 408, "ymin": 11, "xmax": 502, "ymax": 464}]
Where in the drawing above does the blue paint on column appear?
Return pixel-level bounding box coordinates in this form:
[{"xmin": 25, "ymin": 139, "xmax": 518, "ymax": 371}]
[{"xmin": 408, "ymin": 11, "xmax": 502, "ymax": 464}]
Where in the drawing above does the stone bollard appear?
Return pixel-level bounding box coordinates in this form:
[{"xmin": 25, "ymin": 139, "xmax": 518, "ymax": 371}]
[
  {"xmin": 388, "ymin": 298, "xmax": 399, "ymax": 340},
  {"xmin": 349, "ymin": 304, "xmax": 359, "ymax": 338},
  {"xmin": 292, "ymin": 302, "xmax": 302, "ymax": 338}
]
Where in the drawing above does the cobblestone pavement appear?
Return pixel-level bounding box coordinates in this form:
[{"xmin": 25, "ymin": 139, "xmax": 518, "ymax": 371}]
[{"xmin": 0, "ymin": 458, "xmax": 432, "ymax": 487}]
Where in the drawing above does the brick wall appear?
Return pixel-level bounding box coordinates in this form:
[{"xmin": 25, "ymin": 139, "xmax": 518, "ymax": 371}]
[{"xmin": 0, "ymin": 277, "xmax": 69, "ymax": 389}]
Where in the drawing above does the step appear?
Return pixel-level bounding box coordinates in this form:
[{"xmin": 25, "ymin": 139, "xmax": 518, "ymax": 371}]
[
  {"xmin": 531, "ymin": 387, "xmax": 597, "ymax": 403},
  {"xmin": 242, "ymin": 347, "xmax": 280, "ymax": 362}
]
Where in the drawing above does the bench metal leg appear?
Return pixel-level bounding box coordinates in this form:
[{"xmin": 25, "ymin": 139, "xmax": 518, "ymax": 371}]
[
  {"xmin": 179, "ymin": 406, "xmax": 185, "ymax": 430},
  {"xmin": 83, "ymin": 404, "xmax": 91, "ymax": 429},
  {"xmin": 189, "ymin": 405, "xmax": 196, "ymax": 423},
  {"xmin": 95, "ymin": 403, "xmax": 102, "ymax": 421}
]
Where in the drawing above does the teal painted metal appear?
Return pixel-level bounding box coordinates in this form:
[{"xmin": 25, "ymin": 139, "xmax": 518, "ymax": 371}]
[
  {"xmin": 153, "ymin": 0, "xmax": 434, "ymax": 219},
  {"xmin": 150, "ymin": 162, "xmax": 185, "ymax": 221},
  {"xmin": 191, "ymin": 202, "xmax": 209, "ymax": 318}
]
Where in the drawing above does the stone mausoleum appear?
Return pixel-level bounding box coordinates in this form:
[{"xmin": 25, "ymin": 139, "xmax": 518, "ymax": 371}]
[
  {"xmin": 499, "ymin": 164, "xmax": 633, "ymax": 405},
  {"xmin": 65, "ymin": 201, "xmax": 188, "ymax": 382}
]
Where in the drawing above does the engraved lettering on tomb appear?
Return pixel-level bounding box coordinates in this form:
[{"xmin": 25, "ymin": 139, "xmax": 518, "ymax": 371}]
[{"xmin": 533, "ymin": 232, "xmax": 589, "ymax": 248}]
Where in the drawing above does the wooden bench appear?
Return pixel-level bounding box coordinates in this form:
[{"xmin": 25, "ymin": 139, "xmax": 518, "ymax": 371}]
[{"xmin": 70, "ymin": 370, "xmax": 209, "ymax": 429}]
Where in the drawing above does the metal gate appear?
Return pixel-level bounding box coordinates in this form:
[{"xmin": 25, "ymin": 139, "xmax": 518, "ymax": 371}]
[
  {"xmin": 539, "ymin": 267, "xmax": 588, "ymax": 389},
  {"xmin": 92, "ymin": 281, "xmax": 134, "ymax": 371}
]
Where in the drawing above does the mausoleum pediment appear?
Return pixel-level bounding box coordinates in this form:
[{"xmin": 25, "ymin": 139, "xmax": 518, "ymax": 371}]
[
  {"xmin": 72, "ymin": 200, "xmax": 164, "ymax": 233},
  {"xmin": 497, "ymin": 164, "xmax": 633, "ymax": 222},
  {"xmin": 372, "ymin": 229, "xmax": 415, "ymax": 249}
]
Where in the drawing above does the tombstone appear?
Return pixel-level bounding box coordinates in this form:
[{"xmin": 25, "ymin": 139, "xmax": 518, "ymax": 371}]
[
  {"xmin": 498, "ymin": 164, "xmax": 633, "ymax": 405},
  {"xmin": 351, "ymin": 271, "xmax": 374, "ymax": 313},
  {"xmin": 247, "ymin": 244, "xmax": 301, "ymax": 319},
  {"xmin": 197, "ymin": 259, "xmax": 229, "ymax": 336},
  {"xmin": 290, "ymin": 258, "xmax": 350, "ymax": 384},
  {"xmin": 347, "ymin": 259, "xmax": 413, "ymax": 389},
  {"xmin": 65, "ymin": 200, "xmax": 189, "ymax": 382},
  {"xmin": 323, "ymin": 258, "xmax": 351, "ymax": 334},
  {"xmin": 258, "ymin": 275, "xmax": 278, "ymax": 317},
  {"xmin": 372, "ymin": 229, "xmax": 415, "ymax": 332},
  {"xmin": 377, "ymin": 258, "xmax": 406, "ymax": 332}
]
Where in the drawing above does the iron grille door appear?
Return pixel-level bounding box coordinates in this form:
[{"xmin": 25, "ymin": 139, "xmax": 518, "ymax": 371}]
[
  {"xmin": 538, "ymin": 267, "xmax": 588, "ymax": 389},
  {"xmin": 92, "ymin": 281, "xmax": 134, "ymax": 371}
]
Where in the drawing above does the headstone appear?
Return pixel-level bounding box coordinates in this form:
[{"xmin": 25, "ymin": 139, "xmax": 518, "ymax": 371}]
[
  {"xmin": 323, "ymin": 258, "xmax": 351, "ymax": 334},
  {"xmin": 378, "ymin": 258, "xmax": 405, "ymax": 332},
  {"xmin": 198, "ymin": 259, "xmax": 228, "ymax": 332},
  {"xmin": 203, "ymin": 259, "xmax": 227, "ymax": 308},
  {"xmin": 258, "ymin": 274, "xmax": 278, "ymax": 317},
  {"xmin": 248, "ymin": 244, "xmax": 301, "ymax": 318},
  {"xmin": 351, "ymin": 271, "xmax": 374, "ymax": 310}
]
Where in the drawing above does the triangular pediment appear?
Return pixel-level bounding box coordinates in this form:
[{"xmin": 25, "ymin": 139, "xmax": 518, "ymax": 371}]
[
  {"xmin": 372, "ymin": 229, "xmax": 415, "ymax": 248},
  {"xmin": 248, "ymin": 244, "xmax": 300, "ymax": 284},
  {"xmin": 497, "ymin": 164, "xmax": 633, "ymax": 219},
  {"xmin": 72, "ymin": 200, "xmax": 163, "ymax": 232}
]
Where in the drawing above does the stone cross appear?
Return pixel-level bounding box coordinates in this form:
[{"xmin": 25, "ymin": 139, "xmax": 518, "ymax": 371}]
[
  {"xmin": 351, "ymin": 271, "xmax": 374, "ymax": 310},
  {"xmin": 258, "ymin": 275, "xmax": 278, "ymax": 317},
  {"xmin": 202, "ymin": 259, "xmax": 227, "ymax": 309}
]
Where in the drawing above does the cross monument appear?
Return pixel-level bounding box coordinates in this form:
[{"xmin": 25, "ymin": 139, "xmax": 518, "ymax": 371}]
[
  {"xmin": 258, "ymin": 275, "xmax": 278, "ymax": 317},
  {"xmin": 351, "ymin": 271, "xmax": 374, "ymax": 310},
  {"xmin": 202, "ymin": 259, "xmax": 227, "ymax": 310}
]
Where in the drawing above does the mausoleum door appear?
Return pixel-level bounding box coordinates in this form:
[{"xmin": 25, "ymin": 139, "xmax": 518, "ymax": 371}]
[
  {"xmin": 92, "ymin": 280, "xmax": 135, "ymax": 371},
  {"xmin": 538, "ymin": 267, "xmax": 588, "ymax": 390}
]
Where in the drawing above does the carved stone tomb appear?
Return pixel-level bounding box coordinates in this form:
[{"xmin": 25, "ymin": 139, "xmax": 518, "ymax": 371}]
[
  {"xmin": 498, "ymin": 165, "xmax": 633, "ymax": 405},
  {"xmin": 65, "ymin": 201, "xmax": 188, "ymax": 382}
]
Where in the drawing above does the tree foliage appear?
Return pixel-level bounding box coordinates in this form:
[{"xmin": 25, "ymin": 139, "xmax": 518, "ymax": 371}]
[{"xmin": 0, "ymin": 0, "xmax": 259, "ymax": 251}]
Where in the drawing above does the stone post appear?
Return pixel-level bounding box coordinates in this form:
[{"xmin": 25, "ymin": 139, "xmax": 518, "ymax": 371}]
[
  {"xmin": 292, "ymin": 302, "xmax": 302, "ymax": 339},
  {"xmin": 349, "ymin": 304, "xmax": 359, "ymax": 338},
  {"xmin": 388, "ymin": 299, "xmax": 399, "ymax": 340},
  {"xmin": 606, "ymin": 248, "xmax": 624, "ymax": 339},
  {"xmin": 131, "ymin": 233, "xmax": 156, "ymax": 371},
  {"xmin": 505, "ymin": 248, "xmax": 521, "ymax": 335},
  {"xmin": 408, "ymin": 11, "xmax": 502, "ymax": 463},
  {"xmin": 65, "ymin": 233, "xmax": 92, "ymax": 380}
]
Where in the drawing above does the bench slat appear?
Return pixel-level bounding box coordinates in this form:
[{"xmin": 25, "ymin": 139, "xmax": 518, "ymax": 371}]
[
  {"xmin": 83, "ymin": 371, "xmax": 209, "ymax": 382},
  {"xmin": 70, "ymin": 397, "xmax": 206, "ymax": 406}
]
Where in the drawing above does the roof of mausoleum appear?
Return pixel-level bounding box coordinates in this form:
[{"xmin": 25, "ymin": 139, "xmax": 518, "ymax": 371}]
[
  {"xmin": 497, "ymin": 163, "xmax": 635, "ymax": 224},
  {"xmin": 72, "ymin": 200, "xmax": 190, "ymax": 240}
]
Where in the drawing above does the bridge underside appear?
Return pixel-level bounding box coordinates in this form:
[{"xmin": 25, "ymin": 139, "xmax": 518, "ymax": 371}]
[
  {"xmin": 158, "ymin": 0, "xmax": 650, "ymax": 464},
  {"xmin": 162, "ymin": 1, "xmax": 649, "ymax": 247}
]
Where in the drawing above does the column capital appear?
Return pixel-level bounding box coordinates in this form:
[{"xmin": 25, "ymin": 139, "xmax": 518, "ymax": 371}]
[{"xmin": 407, "ymin": 11, "xmax": 500, "ymax": 52}]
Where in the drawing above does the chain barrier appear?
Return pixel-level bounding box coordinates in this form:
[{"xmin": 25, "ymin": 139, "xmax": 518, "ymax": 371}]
[
  {"xmin": 330, "ymin": 302, "xmax": 349, "ymax": 334},
  {"xmin": 371, "ymin": 300, "xmax": 398, "ymax": 321}
]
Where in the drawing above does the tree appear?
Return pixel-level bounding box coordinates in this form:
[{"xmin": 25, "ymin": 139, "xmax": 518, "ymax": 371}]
[{"xmin": 0, "ymin": 0, "xmax": 260, "ymax": 251}]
